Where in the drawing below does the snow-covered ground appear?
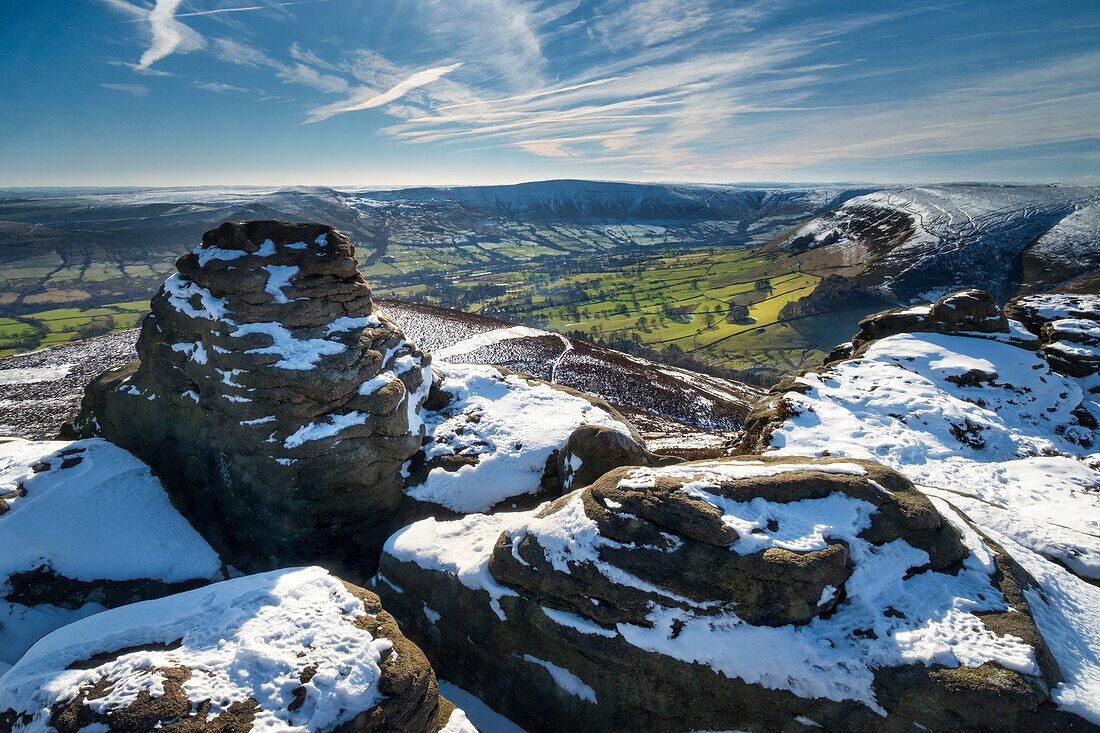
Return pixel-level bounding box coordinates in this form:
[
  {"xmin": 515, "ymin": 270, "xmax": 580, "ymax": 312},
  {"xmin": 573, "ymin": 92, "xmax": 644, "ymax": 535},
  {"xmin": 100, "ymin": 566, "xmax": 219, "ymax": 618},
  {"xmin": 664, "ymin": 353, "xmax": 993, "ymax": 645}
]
[
  {"xmin": 0, "ymin": 437, "xmax": 222, "ymax": 665},
  {"xmin": 766, "ymin": 328, "xmax": 1100, "ymax": 722}
]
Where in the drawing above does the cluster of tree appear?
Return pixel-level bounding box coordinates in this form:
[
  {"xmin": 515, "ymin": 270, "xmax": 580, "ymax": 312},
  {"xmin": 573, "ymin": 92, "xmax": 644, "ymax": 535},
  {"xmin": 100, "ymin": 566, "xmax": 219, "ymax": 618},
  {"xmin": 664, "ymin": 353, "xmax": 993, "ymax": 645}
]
[{"xmin": 776, "ymin": 274, "xmax": 891, "ymax": 321}]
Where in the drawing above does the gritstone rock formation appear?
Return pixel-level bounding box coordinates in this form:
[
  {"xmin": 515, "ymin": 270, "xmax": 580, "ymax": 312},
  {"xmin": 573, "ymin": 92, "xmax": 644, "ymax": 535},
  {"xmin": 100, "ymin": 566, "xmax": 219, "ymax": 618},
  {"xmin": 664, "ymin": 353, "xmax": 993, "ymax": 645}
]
[
  {"xmin": 375, "ymin": 456, "xmax": 1078, "ymax": 732},
  {"xmin": 0, "ymin": 567, "xmax": 476, "ymax": 732},
  {"xmin": 851, "ymin": 289, "xmax": 1008, "ymax": 348},
  {"xmin": 1005, "ymin": 293, "xmax": 1100, "ymax": 381},
  {"xmin": 68, "ymin": 221, "xmax": 431, "ymax": 576}
]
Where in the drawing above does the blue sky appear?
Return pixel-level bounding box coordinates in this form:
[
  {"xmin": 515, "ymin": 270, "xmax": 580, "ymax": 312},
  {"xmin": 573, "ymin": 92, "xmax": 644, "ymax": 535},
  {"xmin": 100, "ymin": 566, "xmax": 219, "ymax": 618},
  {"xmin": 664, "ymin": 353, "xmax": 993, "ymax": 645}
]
[{"xmin": 1, "ymin": 0, "xmax": 1097, "ymax": 186}]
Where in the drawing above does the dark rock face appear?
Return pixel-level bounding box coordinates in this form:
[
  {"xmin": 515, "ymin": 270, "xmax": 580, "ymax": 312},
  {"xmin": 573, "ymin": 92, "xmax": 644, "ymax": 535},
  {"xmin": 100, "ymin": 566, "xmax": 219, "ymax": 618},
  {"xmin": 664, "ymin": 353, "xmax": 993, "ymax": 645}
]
[
  {"xmin": 0, "ymin": 568, "xmax": 472, "ymax": 733},
  {"xmin": 69, "ymin": 221, "xmax": 431, "ymax": 576},
  {"xmin": 374, "ymin": 457, "xmax": 1077, "ymax": 731},
  {"xmin": 557, "ymin": 423, "xmax": 682, "ymax": 491},
  {"xmin": 852, "ymin": 289, "xmax": 1008, "ymax": 347},
  {"xmin": 1005, "ymin": 293, "xmax": 1100, "ymax": 381}
]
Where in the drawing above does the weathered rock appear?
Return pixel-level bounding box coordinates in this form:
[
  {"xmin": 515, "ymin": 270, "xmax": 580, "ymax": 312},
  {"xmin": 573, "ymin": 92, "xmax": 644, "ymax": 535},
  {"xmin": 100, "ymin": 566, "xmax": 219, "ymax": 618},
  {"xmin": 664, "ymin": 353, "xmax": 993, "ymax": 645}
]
[
  {"xmin": 0, "ymin": 437, "xmax": 224, "ymax": 667},
  {"xmin": 1005, "ymin": 293, "xmax": 1100, "ymax": 381},
  {"xmin": 374, "ymin": 457, "xmax": 1083, "ymax": 731},
  {"xmin": 397, "ymin": 363, "xmax": 642, "ymax": 522},
  {"xmin": 557, "ymin": 423, "xmax": 682, "ymax": 491},
  {"xmin": 0, "ymin": 567, "xmax": 477, "ymax": 732},
  {"xmin": 852, "ymin": 289, "xmax": 1007, "ymax": 347},
  {"xmin": 68, "ymin": 221, "xmax": 431, "ymax": 576}
]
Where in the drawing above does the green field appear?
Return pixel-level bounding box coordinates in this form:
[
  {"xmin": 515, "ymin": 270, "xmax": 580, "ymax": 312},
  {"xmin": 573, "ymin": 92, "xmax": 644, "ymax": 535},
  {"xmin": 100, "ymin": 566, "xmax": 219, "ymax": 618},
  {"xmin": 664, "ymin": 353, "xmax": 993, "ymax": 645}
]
[
  {"xmin": 0, "ymin": 301, "xmax": 149, "ymax": 358},
  {"xmin": 0, "ymin": 239, "xmax": 861, "ymax": 377}
]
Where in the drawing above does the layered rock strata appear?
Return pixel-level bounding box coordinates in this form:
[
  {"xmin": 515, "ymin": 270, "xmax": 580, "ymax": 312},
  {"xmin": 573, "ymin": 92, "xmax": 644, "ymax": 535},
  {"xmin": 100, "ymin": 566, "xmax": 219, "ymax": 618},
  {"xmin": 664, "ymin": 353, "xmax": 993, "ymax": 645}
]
[
  {"xmin": 1005, "ymin": 293, "xmax": 1100, "ymax": 381},
  {"xmin": 69, "ymin": 221, "xmax": 431, "ymax": 575},
  {"xmin": 374, "ymin": 457, "xmax": 1078, "ymax": 731},
  {"xmin": 851, "ymin": 289, "xmax": 1008, "ymax": 348}
]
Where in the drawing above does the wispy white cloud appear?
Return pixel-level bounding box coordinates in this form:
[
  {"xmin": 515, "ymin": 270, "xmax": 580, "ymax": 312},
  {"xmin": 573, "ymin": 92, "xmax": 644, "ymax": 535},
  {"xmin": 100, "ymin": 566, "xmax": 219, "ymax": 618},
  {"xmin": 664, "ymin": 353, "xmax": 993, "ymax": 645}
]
[
  {"xmin": 101, "ymin": 82, "xmax": 150, "ymax": 96},
  {"xmin": 100, "ymin": 0, "xmax": 204, "ymax": 69},
  {"xmin": 305, "ymin": 62, "xmax": 464, "ymax": 123},
  {"xmin": 194, "ymin": 80, "xmax": 249, "ymax": 92}
]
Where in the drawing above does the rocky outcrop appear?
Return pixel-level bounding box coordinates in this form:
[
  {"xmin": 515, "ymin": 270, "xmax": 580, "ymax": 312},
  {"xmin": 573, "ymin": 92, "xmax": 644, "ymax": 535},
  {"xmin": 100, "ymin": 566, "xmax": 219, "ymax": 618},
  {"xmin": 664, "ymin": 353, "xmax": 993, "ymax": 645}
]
[
  {"xmin": 852, "ymin": 289, "xmax": 1007, "ymax": 347},
  {"xmin": 1005, "ymin": 293, "xmax": 1100, "ymax": 382},
  {"xmin": 68, "ymin": 221, "xmax": 431, "ymax": 576},
  {"xmin": 557, "ymin": 423, "xmax": 681, "ymax": 491},
  {"xmin": 374, "ymin": 456, "xmax": 1079, "ymax": 731},
  {"xmin": 396, "ymin": 364, "xmax": 646, "ymax": 524},
  {"xmin": 0, "ymin": 567, "xmax": 476, "ymax": 732},
  {"xmin": 0, "ymin": 437, "xmax": 224, "ymax": 667}
]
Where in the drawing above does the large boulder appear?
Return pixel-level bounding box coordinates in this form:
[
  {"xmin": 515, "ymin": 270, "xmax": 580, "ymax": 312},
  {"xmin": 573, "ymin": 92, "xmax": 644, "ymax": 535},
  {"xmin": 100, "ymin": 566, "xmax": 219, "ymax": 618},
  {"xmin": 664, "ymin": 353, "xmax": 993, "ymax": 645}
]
[
  {"xmin": 0, "ymin": 437, "xmax": 223, "ymax": 667},
  {"xmin": 852, "ymin": 289, "xmax": 1008, "ymax": 347},
  {"xmin": 398, "ymin": 363, "xmax": 645, "ymax": 521},
  {"xmin": 373, "ymin": 457, "xmax": 1079, "ymax": 731},
  {"xmin": 0, "ymin": 567, "xmax": 476, "ymax": 732},
  {"xmin": 67, "ymin": 221, "xmax": 431, "ymax": 576},
  {"xmin": 557, "ymin": 423, "xmax": 682, "ymax": 492}
]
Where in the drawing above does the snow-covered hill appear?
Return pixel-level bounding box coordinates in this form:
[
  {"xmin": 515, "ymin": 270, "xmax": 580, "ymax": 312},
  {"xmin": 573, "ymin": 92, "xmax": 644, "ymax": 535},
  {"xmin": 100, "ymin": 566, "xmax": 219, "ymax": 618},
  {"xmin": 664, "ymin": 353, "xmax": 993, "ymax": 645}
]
[
  {"xmin": 780, "ymin": 184, "xmax": 1099, "ymax": 300},
  {"xmin": 353, "ymin": 179, "xmax": 869, "ymax": 223}
]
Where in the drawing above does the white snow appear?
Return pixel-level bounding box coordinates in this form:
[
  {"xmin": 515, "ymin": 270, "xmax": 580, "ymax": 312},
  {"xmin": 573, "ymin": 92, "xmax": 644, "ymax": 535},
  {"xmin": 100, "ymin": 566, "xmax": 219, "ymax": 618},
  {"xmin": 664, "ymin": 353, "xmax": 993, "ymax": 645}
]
[
  {"xmin": 163, "ymin": 273, "xmax": 231, "ymax": 322},
  {"xmin": 263, "ymin": 264, "xmax": 299, "ymax": 303},
  {"xmin": 384, "ymin": 511, "xmax": 524, "ymax": 619},
  {"xmin": 192, "ymin": 244, "xmax": 248, "ymax": 267},
  {"xmin": 521, "ymin": 654, "xmax": 597, "ymax": 703},
  {"xmin": 230, "ymin": 321, "xmax": 348, "ymax": 370},
  {"xmin": 0, "ymin": 364, "xmax": 72, "ymax": 385},
  {"xmin": 0, "ymin": 567, "xmax": 397, "ymax": 732},
  {"xmin": 407, "ymin": 362, "xmax": 632, "ymax": 512},
  {"xmin": 392, "ymin": 464, "xmax": 1035, "ymax": 712},
  {"xmin": 768, "ymin": 332, "xmax": 1100, "ymax": 579},
  {"xmin": 0, "ymin": 438, "xmax": 221, "ymax": 665},
  {"xmin": 764, "ymin": 328, "xmax": 1100, "ymax": 720},
  {"xmin": 438, "ymin": 681, "xmax": 528, "ymax": 733},
  {"xmin": 433, "ymin": 326, "xmax": 548, "ymax": 361},
  {"xmin": 284, "ymin": 411, "xmax": 369, "ymax": 448},
  {"xmin": 325, "ymin": 314, "xmax": 382, "ymax": 334}
]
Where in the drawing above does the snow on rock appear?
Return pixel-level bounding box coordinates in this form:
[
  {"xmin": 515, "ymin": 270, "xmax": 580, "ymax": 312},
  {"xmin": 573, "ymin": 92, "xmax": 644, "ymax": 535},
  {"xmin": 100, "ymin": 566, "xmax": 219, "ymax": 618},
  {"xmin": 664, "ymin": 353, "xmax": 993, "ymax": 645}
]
[
  {"xmin": 404, "ymin": 362, "xmax": 635, "ymax": 513},
  {"xmin": 763, "ymin": 332, "xmax": 1100, "ymax": 579},
  {"xmin": 744, "ymin": 294, "xmax": 1100, "ymax": 723},
  {"xmin": 0, "ymin": 567, "xmax": 468, "ymax": 732},
  {"xmin": 375, "ymin": 456, "xmax": 1068, "ymax": 730},
  {"xmin": 0, "ymin": 437, "xmax": 222, "ymax": 666},
  {"xmin": 70, "ymin": 221, "xmax": 432, "ymax": 575}
]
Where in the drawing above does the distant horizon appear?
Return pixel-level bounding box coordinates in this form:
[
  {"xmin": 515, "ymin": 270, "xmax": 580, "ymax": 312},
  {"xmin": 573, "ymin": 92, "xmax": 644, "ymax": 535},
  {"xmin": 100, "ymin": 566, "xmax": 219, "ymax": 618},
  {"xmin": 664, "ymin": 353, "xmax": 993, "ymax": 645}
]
[
  {"xmin": 0, "ymin": 177, "xmax": 1096, "ymax": 193},
  {"xmin": 2, "ymin": 1, "xmax": 1097, "ymax": 187}
]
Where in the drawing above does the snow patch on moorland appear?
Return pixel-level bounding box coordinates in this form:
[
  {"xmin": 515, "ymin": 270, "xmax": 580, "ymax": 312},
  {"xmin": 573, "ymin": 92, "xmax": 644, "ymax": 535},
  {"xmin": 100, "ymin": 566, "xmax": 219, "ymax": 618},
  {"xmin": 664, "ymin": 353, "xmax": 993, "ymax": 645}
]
[{"xmin": 0, "ymin": 567, "xmax": 392, "ymax": 731}]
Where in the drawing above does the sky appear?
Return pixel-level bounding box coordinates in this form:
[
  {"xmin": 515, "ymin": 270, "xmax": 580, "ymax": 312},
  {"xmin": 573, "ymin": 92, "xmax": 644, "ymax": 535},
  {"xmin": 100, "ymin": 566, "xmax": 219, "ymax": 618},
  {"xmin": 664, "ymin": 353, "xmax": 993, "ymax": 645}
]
[{"xmin": 0, "ymin": 0, "xmax": 1097, "ymax": 186}]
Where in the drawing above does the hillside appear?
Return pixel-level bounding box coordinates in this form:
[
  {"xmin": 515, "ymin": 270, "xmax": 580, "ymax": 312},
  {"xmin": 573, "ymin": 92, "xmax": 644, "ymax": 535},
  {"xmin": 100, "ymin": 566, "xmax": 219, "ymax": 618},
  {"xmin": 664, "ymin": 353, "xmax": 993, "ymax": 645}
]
[
  {"xmin": 1, "ymin": 181, "xmax": 1096, "ymax": 376},
  {"xmin": 0, "ymin": 298, "xmax": 761, "ymax": 453}
]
